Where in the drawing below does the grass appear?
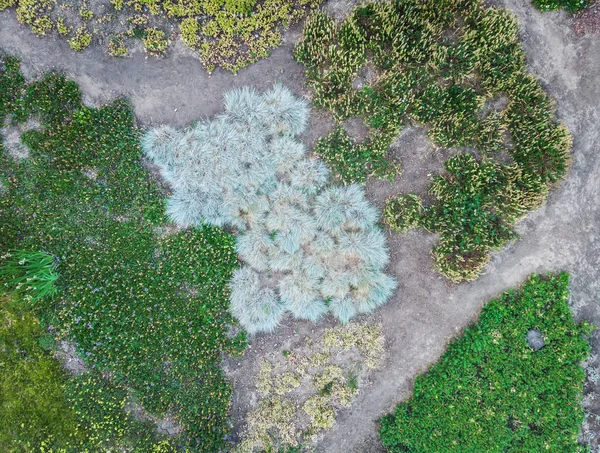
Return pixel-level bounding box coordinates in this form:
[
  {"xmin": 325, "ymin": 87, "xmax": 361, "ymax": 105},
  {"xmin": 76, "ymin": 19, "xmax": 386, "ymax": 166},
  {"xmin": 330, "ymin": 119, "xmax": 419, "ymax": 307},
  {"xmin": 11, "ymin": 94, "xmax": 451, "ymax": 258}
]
[
  {"xmin": 296, "ymin": 0, "xmax": 571, "ymax": 282},
  {"xmin": 0, "ymin": 53, "xmax": 242, "ymax": 451},
  {"xmin": 143, "ymin": 85, "xmax": 396, "ymax": 333},
  {"xmin": 0, "ymin": 0, "xmax": 322, "ymax": 73},
  {"xmin": 379, "ymin": 273, "xmax": 592, "ymax": 453},
  {"xmin": 0, "ymin": 250, "xmax": 59, "ymax": 306}
]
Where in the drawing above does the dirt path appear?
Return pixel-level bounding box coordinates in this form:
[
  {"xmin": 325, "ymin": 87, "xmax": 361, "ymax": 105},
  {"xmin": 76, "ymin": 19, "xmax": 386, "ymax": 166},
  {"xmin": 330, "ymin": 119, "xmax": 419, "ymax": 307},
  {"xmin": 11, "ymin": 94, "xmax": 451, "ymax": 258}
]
[{"xmin": 1, "ymin": 1, "xmax": 599, "ymax": 451}]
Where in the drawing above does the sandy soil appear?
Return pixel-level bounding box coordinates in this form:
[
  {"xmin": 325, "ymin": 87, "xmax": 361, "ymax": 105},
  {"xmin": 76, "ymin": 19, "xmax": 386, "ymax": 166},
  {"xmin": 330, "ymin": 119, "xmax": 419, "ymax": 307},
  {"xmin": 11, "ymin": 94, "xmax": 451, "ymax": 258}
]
[{"xmin": 1, "ymin": 0, "xmax": 599, "ymax": 451}]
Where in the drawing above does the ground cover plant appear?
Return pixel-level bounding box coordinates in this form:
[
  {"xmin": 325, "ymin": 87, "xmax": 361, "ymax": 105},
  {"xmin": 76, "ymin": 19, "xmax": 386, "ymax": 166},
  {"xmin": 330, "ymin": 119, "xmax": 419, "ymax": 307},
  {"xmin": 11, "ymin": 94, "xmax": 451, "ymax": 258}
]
[
  {"xmin": 379, "ymin": 273, "xmax": 593, "ymax": 452},
  {"xmin": 142, "ymin": 85, "xmax": 397, "ymax": 334},
  {"xmin": 237, "ymin": 322, "xmax": 384, "ymax": 452},
  {"xmin": 295, "ymin": 0, "xmax": 572, "ymax": 282},
  {"xmin": 533, "ymin": 0, "xmax": 589, "ymax": 12},
  {"xmin": 0, "ymin": 53, "xmax": 244, "ymax": 451},
  {"xmin": 0, "ymin": 0, "xmax": 322, "ymax": 72},
  {"xmin": 0, "ymin": 294, "xmax": 172, "ymax": 451}
]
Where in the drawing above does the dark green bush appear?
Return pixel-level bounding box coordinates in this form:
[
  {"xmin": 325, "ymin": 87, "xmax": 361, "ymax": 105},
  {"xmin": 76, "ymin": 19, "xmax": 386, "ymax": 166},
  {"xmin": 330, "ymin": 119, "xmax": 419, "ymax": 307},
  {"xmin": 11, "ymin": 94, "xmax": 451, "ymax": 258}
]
[
  {"xmin": 296, "ymin": 0, "xmax": 571, "ymax": 281},
  {"xmin": 379, "ymin": 273, "xmax": 592, "ymax": 453},
  {"xmin": 0, "ymin": 55, "xmax": 241, "ymax": 451}
]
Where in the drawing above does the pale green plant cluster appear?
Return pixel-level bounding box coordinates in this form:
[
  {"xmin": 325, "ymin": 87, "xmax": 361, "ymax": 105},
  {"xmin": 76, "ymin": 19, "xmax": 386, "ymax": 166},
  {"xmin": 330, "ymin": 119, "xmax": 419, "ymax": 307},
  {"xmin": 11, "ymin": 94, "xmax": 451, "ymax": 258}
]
[
  {"xmin": 0, "ymin": 0, "xmax": 321, "ymax": 70},
  {"xmin": 143, "ymin": 85, "xmax": 396, "ymax": 334},
  {"xmin": 238, "ymin": 322, "xmax": 384, "ymax": 452}
]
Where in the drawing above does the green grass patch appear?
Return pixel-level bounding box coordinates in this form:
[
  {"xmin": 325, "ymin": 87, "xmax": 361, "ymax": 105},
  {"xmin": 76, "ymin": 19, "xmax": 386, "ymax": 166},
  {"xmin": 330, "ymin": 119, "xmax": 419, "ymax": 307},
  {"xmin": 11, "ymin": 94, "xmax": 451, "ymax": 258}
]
[
  {"xmin": 0, "ymin": 53, "xmax": 241, "ymax": 451},
  {"xmin": 379, "ymin": 273, "xmax": 592, "ymax": 452},
  {"xmin": 296, "ymin": 0, "xmax": 571, "ymax": 282}
]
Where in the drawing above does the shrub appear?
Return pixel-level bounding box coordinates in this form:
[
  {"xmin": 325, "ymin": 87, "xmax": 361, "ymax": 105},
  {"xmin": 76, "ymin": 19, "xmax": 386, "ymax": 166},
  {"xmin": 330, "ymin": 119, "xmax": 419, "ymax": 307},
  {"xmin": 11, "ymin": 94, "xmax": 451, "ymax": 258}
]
[
  {"xmin": 296, "ymin": 0, "xmax": 571, "ymax": 282},
  {"xmin": 143, "ymin": 85, "xmax": 397, "ymax": 333},
  {"xmin": 379, "ymin": 273, "xmax": 593, "ymax": 453}
]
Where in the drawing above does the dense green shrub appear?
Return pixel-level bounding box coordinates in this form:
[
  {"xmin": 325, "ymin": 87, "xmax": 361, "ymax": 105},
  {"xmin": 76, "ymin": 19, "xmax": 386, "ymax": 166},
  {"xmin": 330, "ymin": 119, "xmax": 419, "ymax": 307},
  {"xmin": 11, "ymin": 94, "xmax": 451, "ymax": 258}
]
[
  {"xmin": 143, "ymin": 85, "xmax": 396, "ymax": 333},
  {"xmin": 296, "ymin": 0, "xmax": 571, "ymax": 281},
  {"xmin": 379, "ymin": 273, "xmax": 592, "ymax": 453},
  {"xmin": 0, "ymin": 55, "xmax": 241, "ymax": 451}
]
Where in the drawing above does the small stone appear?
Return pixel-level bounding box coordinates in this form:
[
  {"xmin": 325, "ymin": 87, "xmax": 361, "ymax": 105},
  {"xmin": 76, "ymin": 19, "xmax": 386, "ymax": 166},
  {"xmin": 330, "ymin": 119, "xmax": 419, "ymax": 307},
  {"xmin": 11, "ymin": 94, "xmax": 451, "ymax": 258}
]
[{"xmin": 526, "ymin": 329, "xmax": 545, "ymax": 351}]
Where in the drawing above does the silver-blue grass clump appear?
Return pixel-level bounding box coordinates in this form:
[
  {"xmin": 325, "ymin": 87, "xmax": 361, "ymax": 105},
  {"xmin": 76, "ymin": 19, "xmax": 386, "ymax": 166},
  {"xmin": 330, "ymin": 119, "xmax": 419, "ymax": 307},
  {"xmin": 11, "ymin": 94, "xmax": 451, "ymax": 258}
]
[{"xmin": 142, "ymin": 85, "xmax": 397, "ymax": 333}]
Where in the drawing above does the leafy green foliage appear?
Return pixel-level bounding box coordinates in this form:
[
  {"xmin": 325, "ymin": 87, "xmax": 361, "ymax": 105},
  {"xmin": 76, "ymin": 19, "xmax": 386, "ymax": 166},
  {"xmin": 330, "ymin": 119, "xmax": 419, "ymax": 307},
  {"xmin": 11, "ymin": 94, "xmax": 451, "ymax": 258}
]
[
  {"xmin": 313, "ymin": 126, "xmax": 399, "ymax": 184},
  {"xmin": 0, "ymin": 250, "xmax": 59, "ymax": 306},
  {"xmin": 379, "ymin": 273, "xmax": 592, "ymax": 453},
  {"xmin": 532, "ymin": 0, "xmax": 588, "ymax": 12},
  {"xmin": 296, "ymin": 1, "xmax": 571, "ymax": 281},
  {"xmin": 0, "ymin": 55, "xmax": 240, "ymax": 451}
]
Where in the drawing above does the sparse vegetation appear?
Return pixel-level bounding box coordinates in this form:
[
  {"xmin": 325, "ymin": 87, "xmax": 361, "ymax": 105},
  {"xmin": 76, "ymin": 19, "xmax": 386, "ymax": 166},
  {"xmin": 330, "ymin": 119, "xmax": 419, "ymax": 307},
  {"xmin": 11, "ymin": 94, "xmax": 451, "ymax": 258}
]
[
  {"xmin": 379, "ymin": 273, "xmax": 592, "ymax": 452},
  {"xmin": 238, "ymin": 322, "xmax": 384, "ymax": 452},
  {"xmin": 296, "ymin": 0, "xmax": 571, "ymax": 282},
  {"xmin": 0, "ymin": 0, "xmax": 323, "ymax": 72},
  {"xmin": 142, "ymin": 85, "xmax": 396, "ymax": 333},
  {"xmin": 0, "ymin": 54, "xmax": 241, "ymax": 451}
]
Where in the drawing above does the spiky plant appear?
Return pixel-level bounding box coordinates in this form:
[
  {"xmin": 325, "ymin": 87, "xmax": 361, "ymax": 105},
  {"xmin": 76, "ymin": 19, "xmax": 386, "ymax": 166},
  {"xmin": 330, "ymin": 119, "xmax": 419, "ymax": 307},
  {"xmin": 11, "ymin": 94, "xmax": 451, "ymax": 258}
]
[
  {"xmin": 278, "ymin": 273, "xmax": 327, "ymax": 321},
  {"xmin": 140, "ymin": 124, "xmax": 181, "ymax": 170},
  {"xmin": 261, "ymin": 83, "xmax": 310, "ymax": 136},
  {"xmin": 144, "ymin": 85, "xmax": 397, "ymax": 333},
  {"xmin": 229, "ymin": 267, "xmax": 285, "ymax": 334}
]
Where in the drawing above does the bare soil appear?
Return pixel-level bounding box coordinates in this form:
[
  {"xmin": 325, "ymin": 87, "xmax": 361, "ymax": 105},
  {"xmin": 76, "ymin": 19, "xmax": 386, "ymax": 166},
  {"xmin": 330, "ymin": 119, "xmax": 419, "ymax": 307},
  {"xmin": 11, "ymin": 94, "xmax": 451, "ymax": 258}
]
[{"xmin": 1, "ymin": 0, "xmax": 599, "ymax": 451}]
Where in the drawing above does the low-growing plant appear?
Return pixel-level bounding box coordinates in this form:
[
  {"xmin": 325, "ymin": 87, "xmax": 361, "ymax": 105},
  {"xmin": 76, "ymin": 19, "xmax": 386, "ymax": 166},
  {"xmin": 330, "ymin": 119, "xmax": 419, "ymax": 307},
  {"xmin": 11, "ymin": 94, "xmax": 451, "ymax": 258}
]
[
  {"xmin": 383, "ymin": 194, "xmax": 423, "ymax": 234},
  {"xmin": 142, "ymin": 85, "xmax": 397, "ymax": 333},
  {"xmin": 296, "ymin": 0, "xmax": 571, "ymax": 282},
  {"xmin": 143, "ymin": 27, "xmax": 168, "ymax": 56},
  {"xmin": 238, "ymin": 322, "xmax": 384, "ymax": 452},
  {"xmin": 0, "ymin": 0, "xmax": 323, "ymax": 72},
  {"xmin": 533, "ymin": 0, "xmax": 588, "ymax": 11},
  {"xmin": 379, "ymin": 273, "xmax": 593, "ymax": 452},
  {"xmin": 0, "ymin": 54, "xmax": 242, "ymax": 451},
  {"xmin": 68, "ymin": 25, "xmax": 92, "ymax": 51}
]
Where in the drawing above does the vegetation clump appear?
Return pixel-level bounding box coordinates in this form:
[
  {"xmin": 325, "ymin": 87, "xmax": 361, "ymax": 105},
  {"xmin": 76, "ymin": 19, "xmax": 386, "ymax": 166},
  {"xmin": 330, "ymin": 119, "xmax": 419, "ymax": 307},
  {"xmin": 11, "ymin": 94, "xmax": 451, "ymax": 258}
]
[
  {"xmin": 1, "ymin": 0, "xmax": 322, "ymax": 72},
  {"xmin": 296, "ymin": 0, "xmax": 571, "ymax": 282},
  {"xmin": 0, "ymin": 53, "xmax": 242, "ymax": 451},
  {"xmin": 379, "ymin": 273, "xmax": 592, "ymax": 453},
  {"xmin": 238, "ymin": 322, "xmax": 384, "ymax": 452},
  {"xmin": 533, "ymin": 0, "xmax": 588, "ymax": 12},
  {"xmin": 142, "ymin": 85, "xmax": 396, "ymax": 333}
]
